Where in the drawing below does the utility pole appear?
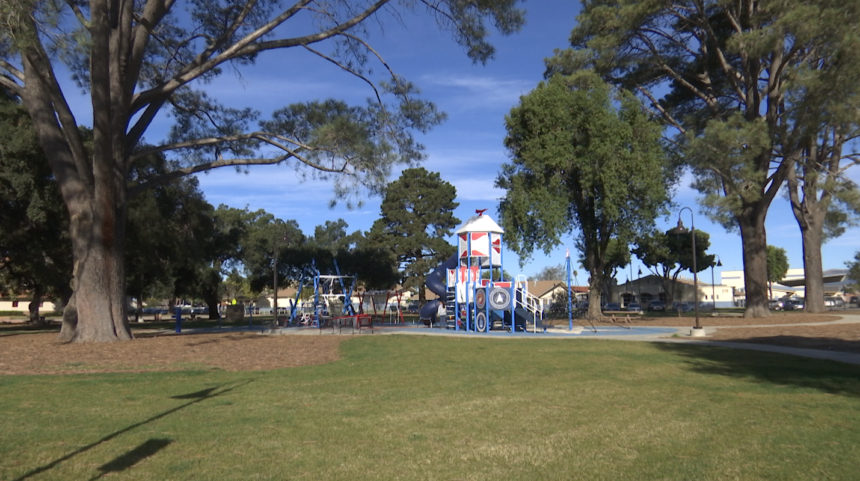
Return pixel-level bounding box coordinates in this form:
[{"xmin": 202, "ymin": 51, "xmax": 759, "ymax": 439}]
[{"xmin": 273, "ymin": 233, "xmax": 288, "ymax": 326}]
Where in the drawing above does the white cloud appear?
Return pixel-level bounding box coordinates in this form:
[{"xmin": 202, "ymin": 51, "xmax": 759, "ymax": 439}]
[
  {"xmin": 425, "ymin": 74, "xmax": 533, "ymax": 110},
  {"xmin": 451, "ymin": 178, "xmax": 505, "ymax": 201}
]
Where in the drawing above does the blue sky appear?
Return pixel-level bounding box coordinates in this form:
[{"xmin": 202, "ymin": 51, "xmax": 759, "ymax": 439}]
[{"xmin": 59, "ymin": 1, "xmax": 859, "ymax": 284}]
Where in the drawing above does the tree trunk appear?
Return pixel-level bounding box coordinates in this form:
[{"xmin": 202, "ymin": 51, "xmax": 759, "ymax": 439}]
[
  {"xmin": 587, "ymin": 284, "xmax": 603, "ymax": 319},
  {"xmin": 786, "ymin": 159, "xmax": 830, "ymax": 314},
  {"xmin": 586, "ymin": 252, "xmax": 605, "ymax": 320},
  {"xmin": 68, "ymin": 212, "xmax": 133, "ymax": 342},
  {"xmin": 28, "ymin": 284, "xmax": 43, "ymax": 324},
  {"xmin": 205, "ymin": 292, "xmax": 221, "ymax": 320},
  {"xmin": 738, "ymin": 212, "xmax": 770, "ymax": 318},
  {"xmin": 58, "ymin": 290, "xmax": 77, "ymax": 342},
  {"xmin": 800, "ymin": 225, "xmax": 825, "ymax": 313},
  {"xmin": 416, "ymin": 274, "xmax": 427, "ymax": 305}
]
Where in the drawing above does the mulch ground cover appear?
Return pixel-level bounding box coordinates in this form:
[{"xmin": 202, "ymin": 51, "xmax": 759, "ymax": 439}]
[
  {"xmin": 0, "ymin": 331, "xmax": 342, "ymax": 375},
  {"xmin": 695, "ymin": 323, "xmax": 860, "ymax": 354}
]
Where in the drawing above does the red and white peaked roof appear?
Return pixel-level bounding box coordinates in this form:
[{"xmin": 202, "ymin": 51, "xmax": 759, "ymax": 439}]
[{"xmin": 455, "ymin": 215, "xmax": 504, "ymax": 234}]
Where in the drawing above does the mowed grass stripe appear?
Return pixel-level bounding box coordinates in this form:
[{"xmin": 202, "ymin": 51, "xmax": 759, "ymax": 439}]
[{"xmin": 1, "ymin": 335, "xmax": 859, "ymax": 480}]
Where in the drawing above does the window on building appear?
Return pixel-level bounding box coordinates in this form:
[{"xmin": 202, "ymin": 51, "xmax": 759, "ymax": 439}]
[
  {"xmin": 39, "ymin": 301, "xmax": 44, "ymax": 307},
  {"xmin": 12, "ymin": 301, "xmax": 18, "ymax": 308}
]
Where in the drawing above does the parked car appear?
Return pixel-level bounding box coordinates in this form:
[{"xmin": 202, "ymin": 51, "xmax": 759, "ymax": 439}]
[
  {"xmin": 850, "ymin": 296, "xmax": 860, "ymax": 307},
  {"xmin": 784, "ymin": 298, "xmax": 805, "ymax": 310},
  {"xmin": 603, "ymin": 302, "xmax": 621, "ymax": 311},
  {"xmin": 673, "ymin": 302, "xmax": 692, "ymax": 312},
  {"xmin": 769, "ymin": 299, "xmax": 785, "ymax": 311},
  {"xmin": 407, "ymin": 303, "xmax": 419, "ymax": 314},
  {"xmin": 824, "ymin": 297, "xmax": 844, "ymax": 308},
  {"xmin": 648, "ymin": 300, "xmax": 665, "ymax": 312},
  {"xmin": 627, "ymin": 302, "xmax": 641, "ymax": 312}
]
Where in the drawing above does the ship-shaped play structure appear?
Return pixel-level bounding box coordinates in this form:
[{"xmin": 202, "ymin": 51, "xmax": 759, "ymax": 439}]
[{"xmin": 420, "ymin": 212, "xmax": 546, "ymax": 332}]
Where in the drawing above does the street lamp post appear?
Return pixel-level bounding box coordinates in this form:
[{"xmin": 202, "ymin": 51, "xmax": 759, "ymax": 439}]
[
  {"xmin": 673, "ymin": 207, "xmax": 702, "ymax": 333},
  {"xmin": 625, "ymin": 277, "xmax": 629, "ymax": 307},
  {"xmin": 637, "ymin": 268, "xmax": 642, "ymax": 307},
  {"xmin": 711, "ymin": 255, "xmax": 722, "ymax": 311}
]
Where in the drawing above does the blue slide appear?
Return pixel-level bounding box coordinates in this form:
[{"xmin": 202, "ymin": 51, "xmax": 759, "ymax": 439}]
[{"xmin": 419, "ymin": 253, "xmax": 458, "ymax": 324}]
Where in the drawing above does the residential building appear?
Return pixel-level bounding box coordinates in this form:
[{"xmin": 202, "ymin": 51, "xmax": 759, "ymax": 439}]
[
  {"xmin": 616, "ymin": 274, "xmax": 734, "ymax": 308},
  {"xmin": 0, "ymin": 295, "xmax": 61, "ymax": 314}
]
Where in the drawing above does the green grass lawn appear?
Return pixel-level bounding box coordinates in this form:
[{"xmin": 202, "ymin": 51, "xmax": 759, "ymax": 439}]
[{"xmin": 2, "ymin": 336, "xmax": 860, "ymax": 480}]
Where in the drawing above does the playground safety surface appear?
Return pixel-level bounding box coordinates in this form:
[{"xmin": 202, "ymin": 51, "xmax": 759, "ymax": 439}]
[{"xmin": 0, "ymin": 313, "xmax": 858, "ymax": 375}]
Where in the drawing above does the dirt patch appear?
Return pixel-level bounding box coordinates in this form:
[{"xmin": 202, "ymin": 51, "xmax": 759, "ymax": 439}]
[
  {"xmin": 0, "ymin": 331, "xmax": 343, "ymax": 375},
  {"xmin": 694, "ymin": 323, "xmax": 860, "ymax": 354}
]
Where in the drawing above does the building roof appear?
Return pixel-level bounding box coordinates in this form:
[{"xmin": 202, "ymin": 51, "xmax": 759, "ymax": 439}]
[
  {"xmin": 455, "ymin": 215, "xmax": 504, "ymax": 234},
  {"xmin": 526, "ymin": 280, "xmax": 588, "ymax": 298},
  {"xmin": 778, "ymin": 269, "xmax": 850, "ymax": 287}
]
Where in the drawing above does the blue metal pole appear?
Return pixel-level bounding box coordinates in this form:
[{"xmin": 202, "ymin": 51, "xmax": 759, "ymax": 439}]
[
  {"xmin": 174, "ymin": 306, "xmax": 181, "ymax": 333},
  {"xmin": 453, "ymin": 262, "xmax": 459, "ymax": 331},
  {"xmin": 313, "ymin": 263, "xmax": 320, "ymax": 327},
  {"xmin": 483, "ymin": 232, "xmax": 489, "ymax": 333},
  {"xmin": 567, "ymin": 250, "xmax": 573, "ymax": 331},
  {"xmin": 467, "ymin": 234, "xmax": 472, "ymax": 332}
]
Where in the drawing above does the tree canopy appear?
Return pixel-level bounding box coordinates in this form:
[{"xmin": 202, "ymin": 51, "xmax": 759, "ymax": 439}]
[
  {"xmin": 847, "ymin": 251, "xmax": 860, "ymax": 294},
  {"xmin": 0, "ymin": 92, "xmax": 71, "ymax": 322},
  {"xmin": 549, "ymin": 0, "xmax": 860, "ymax": 317},
  {"xmin": 766, "ymin": 246, "xmax": 790, "ymax": 300},
  {"xmin": 367, "ymin": 167, "xmax": 460, "ymax": 302},
  {"xmin": 531, "ymin": 264, "xmax": 567, "ymax": 282},
  {"xmin": 0, "ymin": 0, "xmax": 525, "ymax": 342},
  {"xmin": 497, "ymin": 73, "xmax": 674, "ymax": 318},
  {"xmin": 633, "ymin": 229, "xmax": 715, "ymax": 304}
]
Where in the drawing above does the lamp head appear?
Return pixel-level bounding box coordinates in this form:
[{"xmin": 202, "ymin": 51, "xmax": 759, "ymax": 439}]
[
  {"xmin": 716, "ymin": 259, "xmax": 722, "ymax": 267},
  {"xmin": 669, "ymin": 219, "xmax": 688, "ymax": 235}
]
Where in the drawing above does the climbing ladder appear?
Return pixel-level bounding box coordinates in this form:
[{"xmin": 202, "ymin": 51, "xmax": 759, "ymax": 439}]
[
  {"xmin": 444, "ymin": 287, "xmax": 457, "ymax": 328},
  {"xmin": 514, "ymin": 275, "xmax": 545, "ymax": 331}
]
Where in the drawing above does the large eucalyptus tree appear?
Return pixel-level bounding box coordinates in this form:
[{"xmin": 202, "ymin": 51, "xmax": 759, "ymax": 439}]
[
  {"xmin": 551, "ymin": 0, "xmax": 860, "ymax": 317},
  {"xmin": 497, "ymin": 73, "xmax": 674, "ymax": 319},
  {"xmin": 0, "ymin": 0, "xmax": 524, "ymax": 342}
]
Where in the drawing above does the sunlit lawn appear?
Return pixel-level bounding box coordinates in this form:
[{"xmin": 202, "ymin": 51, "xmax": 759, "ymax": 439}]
[{"xmin": 2, "ymin": 336, "xmax": 860, "ymax": 480}]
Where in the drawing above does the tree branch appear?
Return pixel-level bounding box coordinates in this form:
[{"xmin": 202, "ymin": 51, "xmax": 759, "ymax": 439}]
[
  {"xmin": 301, "ymin": 42, "xmax": 385, "ymax": 106},
  {"xmin": 65, "ymin": 0, "xmax": 91, "ymax": 28},
  {"xmin": 127, "ymin": 154, "xmax": 293, "ymax": 197},
  {"xmin": 0, "ymin": 75, "xmax": 23, "ymax": 96},
  {"xmin": 0, "ymin": 60, "xmax": 25, "ymax": 82},
  {"xmin": 635, "ymin": 85, "xmax": 685, "ymax": 133},
  {"xmin": 21, "ymin": 31, "xmax": 94, "ymax": 191},
  {"xmin": 131, "ymin": 0, "xmax": 318, "ymax": 112}
]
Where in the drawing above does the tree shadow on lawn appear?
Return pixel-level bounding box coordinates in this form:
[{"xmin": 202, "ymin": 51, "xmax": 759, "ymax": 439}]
[
  {"xmin": 654, "ymin": 342, "xmax": 860, "ymax": 398},
  {"xmin": 702, "ymin": 335, "xmax": 860, "ymax": 354},
  {"xmin": 12, "ymin": 381, "xmax": 252, "ymax": 481},
  {"xmin": 89, "ymin": 438, "xmax": 173, "ymax": 481}
]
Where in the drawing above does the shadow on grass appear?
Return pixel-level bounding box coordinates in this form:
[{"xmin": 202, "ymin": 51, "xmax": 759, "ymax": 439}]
[
  {"xmin": 13, "ymin": 380, "xmax": 252, "ymax": 481},
  {"xmin": 702, "ymin": 336, "xmax": 860, "ymax": 354},
  {"xmin": 654, "ymin": 343, "xmax": 860, "ymax": 397},
  {"xmin": 89, "ymin": 438, "xmax": 173, "ymax": 481}
]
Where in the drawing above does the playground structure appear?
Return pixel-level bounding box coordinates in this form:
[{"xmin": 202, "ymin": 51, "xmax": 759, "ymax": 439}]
[
  {"xmin": 354, "ymin": 289, "xmax": 407, "ymax": 324},
  {"xmin": 419, "ymin": 212, "xmax": 546, "ymax": 333},
  {"xmin": 288, "ymin": 259, "xmax": 358, "ymax": 327},
  {"xmin": 282, "ymin": 260, "xmax": 412, "ymax": 329}
]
